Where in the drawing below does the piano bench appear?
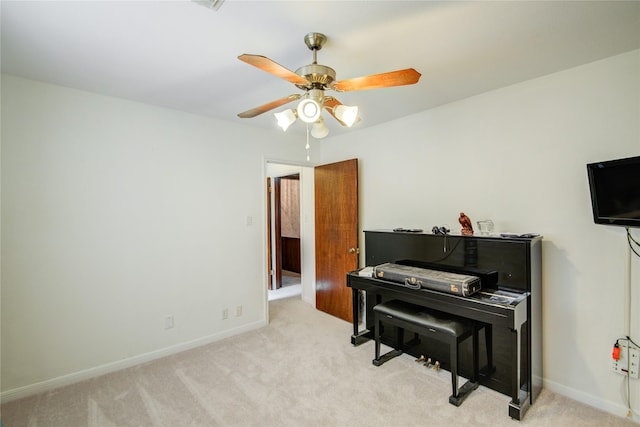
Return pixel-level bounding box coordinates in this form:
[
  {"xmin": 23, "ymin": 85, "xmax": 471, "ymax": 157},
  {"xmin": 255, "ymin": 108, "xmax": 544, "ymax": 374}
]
[{"xmin": 372, "ymin": 299, "xmax": 479, "ymax": 407}]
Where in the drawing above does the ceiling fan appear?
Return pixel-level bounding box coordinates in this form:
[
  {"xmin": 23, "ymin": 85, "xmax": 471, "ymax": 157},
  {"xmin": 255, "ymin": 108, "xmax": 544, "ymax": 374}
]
[{"xmin": 237, "ymin": 32, "xmax": 421, "ymax": 138}]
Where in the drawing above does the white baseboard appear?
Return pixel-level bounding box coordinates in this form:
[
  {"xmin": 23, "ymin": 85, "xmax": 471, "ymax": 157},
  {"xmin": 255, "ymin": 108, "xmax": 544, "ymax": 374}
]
[
  {"xmin": 301, "ymin": 294, "xmax": 314, "ymax": 306},
  {"xmin": 542, "ymin": 377, "xmax": 639, "ymax": 423},
  {"xmin": 1, "ymin": 319, "xmax": 267, "ymax": 404}
]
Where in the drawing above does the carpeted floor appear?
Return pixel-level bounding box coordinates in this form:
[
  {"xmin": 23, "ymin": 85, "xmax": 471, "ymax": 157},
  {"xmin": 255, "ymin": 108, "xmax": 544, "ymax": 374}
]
[
  {"xmin": 1, "ymin": 297, "xmax": 636, "ymax": 426},
  {"xmin": 268, "ymin": 270, "xmax": 302, "ymax": 301}
]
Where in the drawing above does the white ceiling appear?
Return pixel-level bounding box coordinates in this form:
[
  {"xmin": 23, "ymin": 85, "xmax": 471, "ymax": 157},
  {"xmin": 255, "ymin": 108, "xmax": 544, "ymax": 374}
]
[{"xmin": 2, "ymin": 0, "xmax": 640, "ymax": 137}]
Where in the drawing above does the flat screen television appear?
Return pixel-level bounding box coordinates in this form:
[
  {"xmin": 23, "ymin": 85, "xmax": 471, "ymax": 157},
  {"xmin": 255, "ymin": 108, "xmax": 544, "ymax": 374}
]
[{"xmin": 587, "ymin": 155, "xmax": 640, "ymax": 228}]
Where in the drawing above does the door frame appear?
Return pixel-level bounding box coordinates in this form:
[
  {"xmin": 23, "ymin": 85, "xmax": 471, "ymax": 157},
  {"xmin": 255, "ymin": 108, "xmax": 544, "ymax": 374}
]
[{"xmin": 263, "ymin": 159, "xmax": 316, "ymax": 316}]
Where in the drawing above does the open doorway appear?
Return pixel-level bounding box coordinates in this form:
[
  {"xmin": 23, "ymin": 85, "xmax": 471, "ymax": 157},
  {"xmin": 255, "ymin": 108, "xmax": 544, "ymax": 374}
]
[{"xmin": 265, "ymin": 162, "xmax": 314, "ymax": 304}]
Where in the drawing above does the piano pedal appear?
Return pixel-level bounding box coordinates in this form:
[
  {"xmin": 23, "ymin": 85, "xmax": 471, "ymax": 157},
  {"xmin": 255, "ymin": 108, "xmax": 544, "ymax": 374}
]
[
  {"xmin": 415, "ymin": 355, "xmax": 426, "ymax": 363},
  {"xmin": 433, "ymin": 361, "xmax": 441, "ymax": 371},
  {"xmin": 424, "ymin": 357, "xmax": 433, "ymax": 368}
]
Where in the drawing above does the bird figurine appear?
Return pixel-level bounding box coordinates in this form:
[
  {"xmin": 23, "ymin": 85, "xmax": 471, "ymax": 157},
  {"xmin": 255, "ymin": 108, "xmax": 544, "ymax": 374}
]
[{"xmin": 459, "ymin": 212, "xmax": 474, "ymax": 236}]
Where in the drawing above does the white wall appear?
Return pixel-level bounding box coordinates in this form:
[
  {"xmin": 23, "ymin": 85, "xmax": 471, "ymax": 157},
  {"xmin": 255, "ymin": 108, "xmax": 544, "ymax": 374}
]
[
  {"xmin": 0, "ymin": 74, "xmax": 314, "ymax": 399},
  {"xmin": 319, "ymin": 50, "xmax": 640, "ymax": 420}
]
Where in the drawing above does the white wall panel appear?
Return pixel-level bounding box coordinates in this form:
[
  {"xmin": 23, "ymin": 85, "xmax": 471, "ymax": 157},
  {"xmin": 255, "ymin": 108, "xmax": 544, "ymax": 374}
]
[{"xmin": 0, "ymin": 75, "xmax": 308, "ymax": 398}]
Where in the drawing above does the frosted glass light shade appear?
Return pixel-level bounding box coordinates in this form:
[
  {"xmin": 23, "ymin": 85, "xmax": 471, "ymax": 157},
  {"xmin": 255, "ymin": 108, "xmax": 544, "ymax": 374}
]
[
  {"xmin": 274, "ymin": 109, "xmax": 297, "ymax": 131},
  {"xmin": 310, "ymin": 117, "xmax": 329, "ymax": 139},
  {"xmin": 334, "ymin": 104, "xmax": 358, "ymax": 127}
]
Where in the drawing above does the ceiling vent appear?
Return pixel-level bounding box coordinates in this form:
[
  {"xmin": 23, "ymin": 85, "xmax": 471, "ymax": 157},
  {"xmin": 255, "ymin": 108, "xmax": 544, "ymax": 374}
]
[{"xmin": 193, "ymin": 0, "xmax": 225, "ymax": 11}]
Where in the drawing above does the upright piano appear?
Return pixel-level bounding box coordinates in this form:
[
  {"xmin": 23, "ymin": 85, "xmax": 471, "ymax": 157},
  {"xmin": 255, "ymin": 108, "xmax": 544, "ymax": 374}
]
[{"xmin": 347, "ymin": 230, "xmax": 542, "ymax": 420}]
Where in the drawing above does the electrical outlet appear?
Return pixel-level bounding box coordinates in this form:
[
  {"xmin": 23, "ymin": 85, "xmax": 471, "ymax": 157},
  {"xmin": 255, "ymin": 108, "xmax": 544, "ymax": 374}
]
[
  {"xmin": 164, "ymin": 315, "xmax": 174, "ymax": 330},
  {"xmin": 612, "ymin": 340, "xmax": 640, "ymax": 379},
  {"xmin": 236, "ymin": 305, "xmax": 243, "ymax": 317},
  {"xmin": 630, "ymin": 346, "xmax": 639, "ymax": 379},
  {"xmin": 222, "ymin": 308, "xmax": 228, "ymax": 320}
]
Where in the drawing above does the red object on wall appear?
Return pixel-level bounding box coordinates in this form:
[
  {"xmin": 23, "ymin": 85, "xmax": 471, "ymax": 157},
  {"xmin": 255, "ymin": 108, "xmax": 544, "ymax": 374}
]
[{"xmin": 612, "ymin": 342, "xmax": 621, "ymax": 360}]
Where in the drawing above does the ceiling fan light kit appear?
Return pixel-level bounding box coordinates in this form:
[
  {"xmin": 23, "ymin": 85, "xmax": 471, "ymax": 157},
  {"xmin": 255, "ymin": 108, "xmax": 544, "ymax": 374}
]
[{"xmin": 237, "ymin": 32, "xmax": 421, "ymax": 139}]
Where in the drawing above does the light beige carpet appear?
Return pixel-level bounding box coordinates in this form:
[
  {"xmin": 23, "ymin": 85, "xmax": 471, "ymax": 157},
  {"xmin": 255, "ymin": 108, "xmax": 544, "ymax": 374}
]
[{"xmin": 1, "ymin": 297, "xmax": 636, "ymax": 426}]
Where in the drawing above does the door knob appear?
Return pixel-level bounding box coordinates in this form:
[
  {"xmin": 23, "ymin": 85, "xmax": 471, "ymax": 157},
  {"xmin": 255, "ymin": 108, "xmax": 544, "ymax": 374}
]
[{"xmin": 348, "ymin": 247, "xmax": 359, "ymax": 254}]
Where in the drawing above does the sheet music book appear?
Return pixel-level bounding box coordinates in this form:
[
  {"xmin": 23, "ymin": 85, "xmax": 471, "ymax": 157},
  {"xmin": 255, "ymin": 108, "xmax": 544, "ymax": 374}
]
[
  {"xmin": 479, "ymin": 289, "xmax": 528, "ymax": 305},
  {"xmin": 358, "ymin": 266, "xmax": 374, "ymax": 277}
]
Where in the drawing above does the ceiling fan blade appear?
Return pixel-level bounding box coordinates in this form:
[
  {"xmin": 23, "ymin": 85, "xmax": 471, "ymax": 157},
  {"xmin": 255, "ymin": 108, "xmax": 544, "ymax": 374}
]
[
  {"xmin": 331, "ymin": 68, "xmax": 421, "ymax": 92},
  {"xmin": 237, "ymin": 94, "xmax": 301, "ymax": 118},
  {"xmin": 238, "ymin": 54, "xmax": 310, "ymax": 86},
  {"xmin": 323, "ymin": 97, "xmax": 361, "ymax": 127}
]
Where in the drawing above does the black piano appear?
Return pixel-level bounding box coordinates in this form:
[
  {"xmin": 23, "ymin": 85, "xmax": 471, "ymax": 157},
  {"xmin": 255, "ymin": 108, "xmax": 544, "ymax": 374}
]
[{"xmin": 347, "ymin": 230, "xmax": 542, "ymax": 420}]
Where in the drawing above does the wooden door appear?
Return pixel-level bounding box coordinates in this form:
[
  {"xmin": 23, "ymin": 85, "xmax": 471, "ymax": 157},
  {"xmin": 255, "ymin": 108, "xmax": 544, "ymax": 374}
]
[{"xmin": 315, "ymin": 159, "xmax": 359, "ymax": 322}]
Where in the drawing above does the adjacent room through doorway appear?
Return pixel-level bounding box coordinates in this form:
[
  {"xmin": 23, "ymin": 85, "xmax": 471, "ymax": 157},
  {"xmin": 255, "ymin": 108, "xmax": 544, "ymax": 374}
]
[
  {"xmin": 266, "ymin": 164, "xmax": 305, "ymax": 302},
  {"xmin": 269, "ymin": 173, "xmax": 302, "ymax": 300}
]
